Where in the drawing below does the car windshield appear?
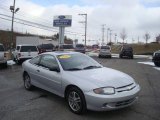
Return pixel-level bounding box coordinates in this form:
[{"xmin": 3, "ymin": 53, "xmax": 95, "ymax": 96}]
[
  {"xmin": 122, "ymin": 46, "xmax": 133, "ymax": 51},
  {"xmin": 0, "ymin": 45, "xmax": 4, "ymax": 51},
  {"xmin": 76, "ymin": 44, "xmax": 84, "ymax": 48},
  {"xmin": 57, "ymin": 54, "xmax": 102, "ymax": 71},
  {"xmin": 61, "ymin": 45, "xmax": 73, "ymax": 49},
  {"xmin": 20, "ymin": 46, "xmax": 37, "ymax": 52},
  {"xmin": 38, "ymin": 44, "xmax": 54, "ymax": 49},
  {"xmin": 101, "ymin": 46, "xmax": 110, "ymax": 49}
]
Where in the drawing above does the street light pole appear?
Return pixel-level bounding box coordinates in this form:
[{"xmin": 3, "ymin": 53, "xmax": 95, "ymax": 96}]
[
  {"xmin": 78, "ymin": 13, "xmax": 87, "ymax": 47},
  {"xmin": 107, "ymin": 28, "xmax": 110, "ymax": 44},
  {"xmin": 102, "ymin": 24, "xmax": 105, "ymax": 45},
  {"xmin": 10, "ymin": 0, "xmax": 19, "ymax": 50}
]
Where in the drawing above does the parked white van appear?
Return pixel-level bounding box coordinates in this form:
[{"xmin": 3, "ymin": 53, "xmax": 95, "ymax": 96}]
[
  {"xmin": 13, "ymin": 44, "xmax": 38, "ymax": 64},
  {"xmin": 0, "ymin": 43, "xmax": 7, "ymax": 68}
]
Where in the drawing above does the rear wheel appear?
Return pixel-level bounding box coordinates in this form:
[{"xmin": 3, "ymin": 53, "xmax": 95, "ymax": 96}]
[
  {"xmin": 23, "ymin": 73, "xmax": 33, "ymax": 90},
  {"xmin": 66, "ymin": 87, "xmax": 86, "ymax": 114},
  {"xmin": 16, "ymin": 57, "xmax": 21, "ymax": 65},
  {"xmin": 3, "ymin": 62, "xmax": 7, "ymax": 68}
]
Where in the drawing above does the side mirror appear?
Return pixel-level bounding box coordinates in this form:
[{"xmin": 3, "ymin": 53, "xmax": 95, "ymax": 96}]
[{"xmin": 49, "ymin": 67, "xmax": 60, "ymax": 72}]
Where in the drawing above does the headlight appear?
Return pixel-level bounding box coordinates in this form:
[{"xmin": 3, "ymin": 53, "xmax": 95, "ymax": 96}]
[{"xmin": 93, "ymin": 87, "xmax": 115, "ymax": 95}]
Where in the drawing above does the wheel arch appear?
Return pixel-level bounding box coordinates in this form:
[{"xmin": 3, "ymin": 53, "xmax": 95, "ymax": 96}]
[
  {"xmin": 64, "ymin": 85, "xmax": 84, "ymax": 99},
  {"xmin": 23, "ymin": 71, "xmax": 28, "ymax": 80}
]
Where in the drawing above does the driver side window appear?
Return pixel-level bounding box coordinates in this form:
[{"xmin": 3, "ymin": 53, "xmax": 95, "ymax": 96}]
[{"xmin": 39, "ymin": 55, "xmax": 59, "ymax": 70}]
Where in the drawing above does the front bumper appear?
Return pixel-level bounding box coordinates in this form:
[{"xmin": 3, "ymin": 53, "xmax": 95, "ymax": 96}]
[
  {"xmin": 84, "ymin": 84, "xmax": 140, "ymax": 111},
  {"xmin": 99, "ymin": 52, "xmax": 111, "ymax": 57}
]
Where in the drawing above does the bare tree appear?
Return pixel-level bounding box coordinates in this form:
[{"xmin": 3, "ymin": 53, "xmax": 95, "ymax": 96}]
[
  {"xmin": 143, "ymin": 32, "xmax": 150, "ymax": 44},
  {"xmin": 120, "ymin": 28, "xmax": 127, "ymax": 44}
]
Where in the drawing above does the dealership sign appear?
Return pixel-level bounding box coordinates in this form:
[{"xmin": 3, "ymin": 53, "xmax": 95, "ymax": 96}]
[{"xmin": 53, "ymin": 15, "xmax": 72, "ymax": 27}]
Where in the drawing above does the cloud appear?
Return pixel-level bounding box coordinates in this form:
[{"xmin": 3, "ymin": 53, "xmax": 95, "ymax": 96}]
[{"xmin": 0, "ymin": 0, "xmax": 160, "ymax": 44}]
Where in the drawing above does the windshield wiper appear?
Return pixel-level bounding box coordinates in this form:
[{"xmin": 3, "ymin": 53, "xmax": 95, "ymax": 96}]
[
  {"xmin": 83, "ymin": 65, "xmax": 101, "ymax": 70},
  {"xmin": 66, "ymin": 68, "xmax": 82, "ymax": 71}
]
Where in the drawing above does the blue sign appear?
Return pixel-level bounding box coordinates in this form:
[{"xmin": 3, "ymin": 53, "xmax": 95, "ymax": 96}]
[
  {"xmin": 53, "ymin": 15, "xmax": 72, "ymax": 27},
  {"xmin": 53, "ymin": 19, "xmax": 72, "ymax": 27}
]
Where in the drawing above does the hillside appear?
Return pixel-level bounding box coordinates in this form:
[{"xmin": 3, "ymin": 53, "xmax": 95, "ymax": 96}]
[{"xmin": 111, "ymin": 43, "xmax": 160, "ymax": 55}]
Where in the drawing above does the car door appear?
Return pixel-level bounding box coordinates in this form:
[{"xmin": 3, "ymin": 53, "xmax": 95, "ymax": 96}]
[
  {"xmin": 28, "ymin": 56, "xmax": 42, "ymax": 86},
  {"xmin": 36, "ymin": 54, "xmax": 62, "ymax": 96}
]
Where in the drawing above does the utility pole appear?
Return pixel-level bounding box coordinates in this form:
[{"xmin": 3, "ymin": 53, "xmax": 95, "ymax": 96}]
[
  {"xmin": 107, "ymin": 28, "xmax": 110, "ymax": 44},
  {"xmin": 109, "ymin": 29, "xmax": 112, "ymax": 43},
  {"xmin": 78, "ymin": 13, "xmax": 87, "ymax": 47},
  {"xmin": 102, "ymin": 24, "xmax": 105, "ymax": 45},
  {"xmin": 138, "ymin": 36, "xmax": 139, "ymax": 44},
  {"xmin": 10, "ymin": 0, "xmax": 19, "ymax": 50},
  {"xmin": 115, "ymin": 33, "xmax": 117, "ymax": 44}
]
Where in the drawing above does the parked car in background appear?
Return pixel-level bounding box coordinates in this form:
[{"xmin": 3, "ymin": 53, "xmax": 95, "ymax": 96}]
[
  {"xmin": 13, "ymin": 44, "xmax": 38, "ymax": 64},
  {"xmin": 152, "ymin": 50, "xmax": 160, "ymax": 67},
  {"xmin": 22, "ymin": 52, "xmax": 140, "ymax": 114},
  {"xmin": 75, "ymin": 44, "xmax": 85, "ymax": 53},
  {"xmin": 59, "ymin": 44, "xmax": 75, "ymax": 51},
  {"xmin": 0, "ymin": 43, "xmax": 7, "ymax": 68},
  {"xmin": 99, "ymin": 45, "xmax": 111, "ymax": 58},
  {"xmin": 92, "ymin": 44, "xmax": 99, "ymax": 51},
  {"xmin": 119, "ymin": 46, "xmax": 133, "ymax": 59},
  {"xmin": 37, "ymin": 43, "xmax": 55, "ymax": 54}
]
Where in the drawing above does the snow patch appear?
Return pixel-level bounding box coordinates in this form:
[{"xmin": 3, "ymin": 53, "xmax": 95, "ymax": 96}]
[
  {"xmin": 7, "ymin": 60, "xmax": 15, "ymax": 65},
  {"xmin": 138, "ymin": 62, "xmax": 154, "ymax": 66}
]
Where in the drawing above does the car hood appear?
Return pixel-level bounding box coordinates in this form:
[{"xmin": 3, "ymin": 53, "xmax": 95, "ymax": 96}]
[{"xmin": 66, "ymin": 67, "xmax": 135, "ymax": 88}]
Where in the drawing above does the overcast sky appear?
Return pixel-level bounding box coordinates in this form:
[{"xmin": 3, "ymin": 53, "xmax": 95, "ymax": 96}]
[{"xmin": 0, "ymin": 0, "xmax": 160, "ymax": 45}]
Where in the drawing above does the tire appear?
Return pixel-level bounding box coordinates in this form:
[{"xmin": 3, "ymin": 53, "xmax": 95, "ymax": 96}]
[
  {"xmin": 23, "ymin": 73, "xmax": 33, "ymax": 90},
  {"xmin": 16, "ymin": 58, "xmax": 21, "ymax": 65},
  {"xmin": 66, "ymin": 87, "xmax": 86, "ymax": 114},
  {"xmin": 154, "ymin": 62, "xmax": 160, "ymax": 67},
  {"xmin": 3, "ymin": 62, "xmax": 7, "ymax": 68},
  {"xmin": 131, "ymin": 56, "xmax": 133, "ymax": 59},
  {"xmin": 119, "ymin": 55, "xmax": 122, "ymax": 58}
]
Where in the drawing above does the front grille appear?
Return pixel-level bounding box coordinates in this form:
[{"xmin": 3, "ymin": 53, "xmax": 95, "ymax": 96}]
[
  {"xmin": 115, "ymin": 98, "xmax": 136, "ymax": 107},
  {"xmin": 116, "ymin": 83, "xmax": 136, "ymax": 93}
]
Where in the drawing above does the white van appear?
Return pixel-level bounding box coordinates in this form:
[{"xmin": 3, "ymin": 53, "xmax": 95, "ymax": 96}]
[
  {"xmin": 0, "ymin": 43, "xmax": 7, "ymax": 68},
  {"xmin": 13, "ymin": 44, "xmax": 38, "ymax": 64}
]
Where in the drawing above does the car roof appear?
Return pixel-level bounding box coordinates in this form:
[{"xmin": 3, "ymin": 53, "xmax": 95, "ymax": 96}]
[
  {"xmin": 41, "ymin": 51, "xmax": 80, "ymax": 56},
  {"xmin": 17, "ymin": 44, "xmax": 37, "ymax": 46}
]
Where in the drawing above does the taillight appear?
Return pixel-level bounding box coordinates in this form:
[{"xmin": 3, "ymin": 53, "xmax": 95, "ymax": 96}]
[{"xmin": 4, "ymin": 53, "xmax": 6, "ymax": 58}]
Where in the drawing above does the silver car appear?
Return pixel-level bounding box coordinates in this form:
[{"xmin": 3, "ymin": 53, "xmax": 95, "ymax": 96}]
[
  {"xmin": 22, "ymin": 52, "xmax": 140, "ymax": 114},
  {"xmin": 99, "ymin": 45, "xmax": 112, "ymax": 58}
]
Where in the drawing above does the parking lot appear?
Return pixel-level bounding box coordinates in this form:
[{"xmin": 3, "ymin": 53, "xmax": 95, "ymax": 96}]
[{"xmin": 0, "ymin": 55, "xmax": 160, "ymax": 120}]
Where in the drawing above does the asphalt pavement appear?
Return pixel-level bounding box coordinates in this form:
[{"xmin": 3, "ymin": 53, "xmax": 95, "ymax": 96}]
[{"xmin": 0, "ymin": 56, "xmax": 160, "ymax": 120}]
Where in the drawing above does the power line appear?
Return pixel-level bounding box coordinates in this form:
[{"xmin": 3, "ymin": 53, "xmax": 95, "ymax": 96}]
[{"xmin": 0, "ymin": 4, "xmax": 84, "ymax": 35}]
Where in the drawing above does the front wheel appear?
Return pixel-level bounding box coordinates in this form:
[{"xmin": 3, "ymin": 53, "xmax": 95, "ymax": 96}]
[
  {"xmin": 154, "ymin": 62, "xmax": 160, "ymax": 67},
  {"xmin": 66, "ymin": 87, "xmax": 86, "ymax": 114},
  {"xmin": 23, "ymin": 73, "xmax": 33, "ymax": 90}
]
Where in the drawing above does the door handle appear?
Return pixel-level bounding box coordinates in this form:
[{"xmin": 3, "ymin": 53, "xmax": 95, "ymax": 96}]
[{"xmin": 36, "ymin": 70, "xmax": 40, "ymax": 72}]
